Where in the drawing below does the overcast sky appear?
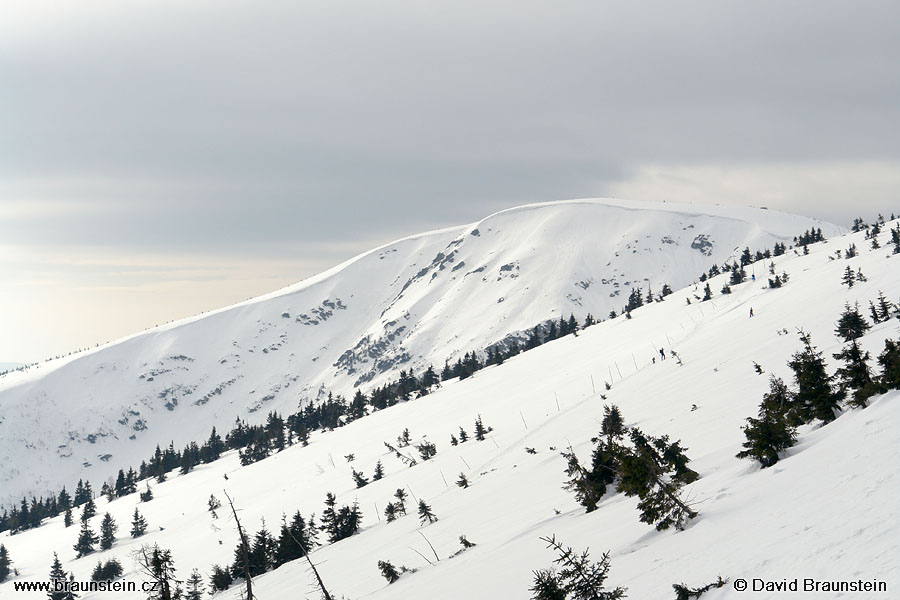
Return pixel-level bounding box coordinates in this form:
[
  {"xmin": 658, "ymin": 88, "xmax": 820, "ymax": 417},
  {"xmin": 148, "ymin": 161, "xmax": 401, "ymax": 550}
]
[{"xmin": 2, "ymin": 0, "xmax": 899, "ymax": 363}]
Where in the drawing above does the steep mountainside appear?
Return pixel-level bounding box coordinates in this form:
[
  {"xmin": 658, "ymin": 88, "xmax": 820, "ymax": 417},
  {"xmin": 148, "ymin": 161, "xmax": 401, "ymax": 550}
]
[{"xmin": 0, "ymin": 199, "xmax": 837, "ymax": 504}]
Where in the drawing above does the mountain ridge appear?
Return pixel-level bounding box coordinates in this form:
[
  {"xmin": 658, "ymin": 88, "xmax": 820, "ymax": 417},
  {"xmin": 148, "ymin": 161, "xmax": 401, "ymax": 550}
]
[{"xmin": 0, "ymin": 199, "xmax": 838, "ymax": 504}]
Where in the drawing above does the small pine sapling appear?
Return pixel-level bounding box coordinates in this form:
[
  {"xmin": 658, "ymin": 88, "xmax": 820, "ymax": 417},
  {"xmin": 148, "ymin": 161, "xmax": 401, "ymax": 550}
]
[
  {"xmin": 417, "ymin": 499, "xmax": 437, "ymax": 525},
  {"xmin": 456, "ymin": 473, "xmax": 469, "ymax": 488},
  {"xmin": 378, "ymin": 560, "xmax": 400, "ymax": 584}
]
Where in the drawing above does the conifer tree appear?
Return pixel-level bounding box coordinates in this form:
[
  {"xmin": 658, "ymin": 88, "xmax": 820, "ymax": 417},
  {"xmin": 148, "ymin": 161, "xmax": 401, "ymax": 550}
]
[
  {"xmin": 372, "ymin": 460, "xmax": 385, "ymax": 481},
  {"xmin": 456, "ymin": 473, "xmax": 469, "ymax": 488},
  {"xmin": 834, "ymin": 340, "xmax": 875, "ymax": 408},
  {"xmin": 91, "ymin": 558, "xmax": 123, "ymax": 582},
  {"xmin": 834, "ymin": 303, "xmax": 871, "ymax": 342},
  {"xmin": 458, "ymin": 427, "xmax": 469, "ymax": 443},
  {"xmin": 876, "ymin": 291, "xmax": 895, "ymax": 321},
  {"xmin": 99, "ymin": 512, "xmax": 118, "ymax": 550},
  {"xmin": 702, "ymin": 283, "xmax": 712, "ymax": 301},
  {"xmin": 378, "ymin": 560, "xmax": 400, "ymax": 584},
  {"xmin": 841, "ymin": 265, "xmax": 856, "ymax": 288},
  {"xmin": 530, "ymin": 569, "xmax": 568, "ymax": 600},
  {"xmin": 616, "ymin": 429, "xmax": 698, "ymax": 531},
  {"xmin": 208, "ymin": 494, "xmax": 222, "ymax": 519},
  {"xmin": 208, "ymin": 565, "xmax": 232, "ymax": 592},
  {"xmin": 788, "ymin": 331, "xmax": 841, "ymax": 423},
  {"xmin": 474, "ymin": 415, "xmax": 490, "ymax": 441},
  {"xmin": 58, "ymin": 487, "xmax": 72, "ymax": 512},
  {"xmin": 74, "ymin": 519, "xmax": 99, "ymax": 557},
  {"xmin": 80, "ymin": 496, "xmax": 96, "ymax": 523},
  {"xmin": 877, "ymin": 339, "xmax": 900, "ymax": 390},
  {"xmin": 562, "ymin": 449, "xmax": 606, "ymax": 513},
  {"xmin": 393, "ymin": 489, "xmax": 408, "ymax": 515},
  {"xmin": 135, "ymin": 544, "xmax": 180, "ymax": 600},
  {"xmin": 352, "ymin": 469, "xmax": 369, "ymax": 488},
  {"xmin": 533, "ymin": 535, "xmax": 627, "ymax": 600},
  {"xmin": 140, "ymin": 484, "xmax": 154, "ymax": 503},
  {"xmin": 185, "ymin": 569, "xmax": 204, "ymax": 600},
  {"xmin": 48, "ymin": 553, "xmax": 68, "ymax": 600},
  {"xmin": 64, "ymin": 507, "xmax": 73, "ymax": 528},
  {"xmin": 249, "ymin": 523, "xmax": 276, "ymax": 576},
  {"xmin": 736, "ymin": 377, "xmax": 798, "ymax": 467},
  {"xmin": 0, "ymin": 544, "xmax": 10, "ymax": 583},
  {"xmin": 384, "ymin": 502, "xmax": 398, "ymax": 523},
  {"xmin": 274, "ymin": 512, "xmax": 311, "ymax": 566},
  {"xmin": 417, "ymin": 499, "xmax": 437, "ymax": 525},
  {"xmin": 131, "ymin": 508, "xmax": 148, "ymax": 537}
]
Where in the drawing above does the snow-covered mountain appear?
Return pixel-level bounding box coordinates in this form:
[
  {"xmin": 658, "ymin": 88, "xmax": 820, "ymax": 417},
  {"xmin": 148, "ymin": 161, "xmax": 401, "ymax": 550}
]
[
  {"xmin": 1, "ymin": 206, "xmax": 898, "ymax": 600},
  {"xmin": 0, "ymin": 199, "xmax": 837, "ymax": 505}
]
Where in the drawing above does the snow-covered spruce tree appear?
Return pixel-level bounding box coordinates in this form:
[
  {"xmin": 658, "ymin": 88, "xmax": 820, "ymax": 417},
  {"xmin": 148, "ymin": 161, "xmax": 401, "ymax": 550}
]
[
  {"xmin": 562, "ymin": 406, "xmax": 621, "ymax": 513},
  {"xmin": 99, "ymin": 512, "xmax": 118, "ymax": 550},
  {"xmin": 532, "ymin": 535, "xmax": 627, "ymax": 600},
  {"xmin": 373, "ymin": 460, "xmax": 385, "ymax": 480},
  {"xmin": 378, "ymin": 560, "xmax": 400, "ymax": 584},
  {"xmin": 0, "ymin": 544, "xmax": 10, "ymax": 582},
  {"xmin": 701, "ymin": 283, "xmax": 712, "ymax": 301},
  {"xmin": 788, "ymin": 331, "xmax": 842, "ymax": 423},
  {"xmin": 64, "ymin": 507, "xmax": 73, "ymax": 528},
  {"xmin": 74, "ymin": 519, "xmax": 99, "ymax": 557},
  {"xmin": 877, "ymin": 339, "xmax": 900, "ymax": 390},
  {"xmin": 417, "ymin": 499, "xmax": 437, "ymax": 524},
  {"xmin": 131, "ymin": 508, "xmax": 148, "ymax": 537},
  {"xmin": 736, "ymin": 376, "xmax": 798, "ymax": 467}
]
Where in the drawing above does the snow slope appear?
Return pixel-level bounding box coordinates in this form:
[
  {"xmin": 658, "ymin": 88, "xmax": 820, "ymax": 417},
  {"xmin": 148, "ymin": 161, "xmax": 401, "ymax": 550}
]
[
  {"xmin": 0, "ymin": 199, "xmax": 838, "ymax": 504},
  {"xmin": 1, "ymin": 213, "xmax": 897, "ymax": 600}
]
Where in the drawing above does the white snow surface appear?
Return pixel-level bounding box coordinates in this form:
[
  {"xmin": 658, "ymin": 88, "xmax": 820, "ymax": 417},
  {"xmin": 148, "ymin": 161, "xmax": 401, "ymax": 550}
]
[
  {"xmin": 0, "ymin": 199, "xmax": 839, "ymax": 505},
  {"xmin": 1, "ymin": 211, "xmax": 898, "ymax": 600}
]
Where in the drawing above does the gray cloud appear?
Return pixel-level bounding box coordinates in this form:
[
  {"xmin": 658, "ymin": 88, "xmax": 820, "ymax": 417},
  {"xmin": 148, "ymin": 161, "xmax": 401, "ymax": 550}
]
[{"xmin": 2, "ymin": 1, "xmax": 899, "ymax": 360}]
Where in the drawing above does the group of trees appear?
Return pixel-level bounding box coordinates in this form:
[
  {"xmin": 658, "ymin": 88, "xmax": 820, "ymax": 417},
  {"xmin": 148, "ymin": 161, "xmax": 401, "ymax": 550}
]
[
  {"xmin": 71, "ymin": 507, "xmax": 148, "ymax": 560},
  {"xmin": 0, "ymin": 298, "xmax": 623, "ymax": 536},
  {"xmin": 562, "ymin": 405, "xmax": 699, "ymax": 531},
  {"xmin": 738, "ymin": 299, "xmax": 900, "ymax": 468}
]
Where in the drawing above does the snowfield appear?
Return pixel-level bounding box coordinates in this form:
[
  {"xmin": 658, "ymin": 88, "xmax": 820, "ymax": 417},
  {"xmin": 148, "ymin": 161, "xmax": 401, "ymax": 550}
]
[{"xmin": 1, "ymin": 202, "xmax": 898, "ymax": 600}]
